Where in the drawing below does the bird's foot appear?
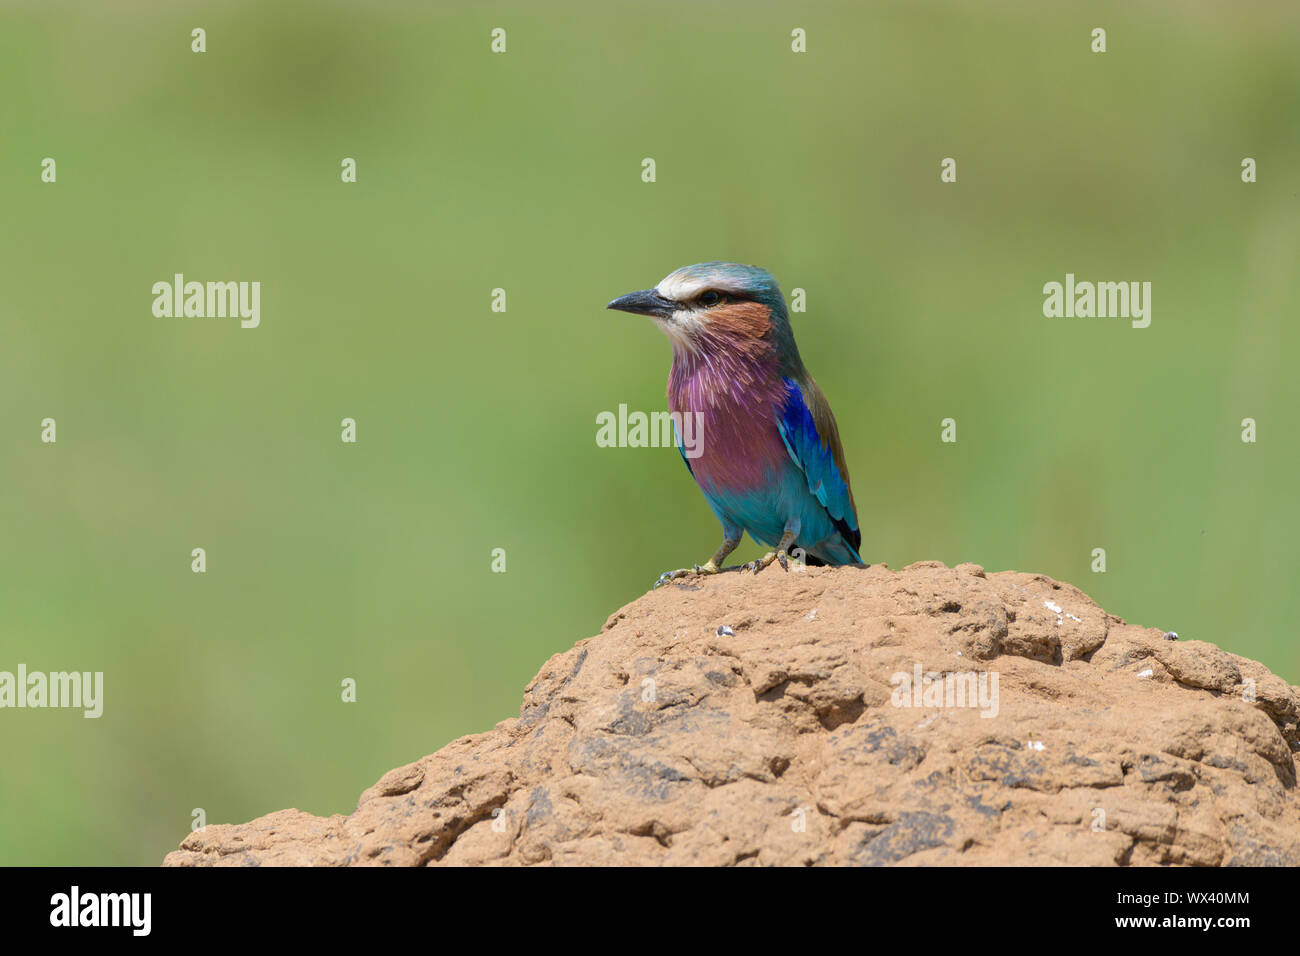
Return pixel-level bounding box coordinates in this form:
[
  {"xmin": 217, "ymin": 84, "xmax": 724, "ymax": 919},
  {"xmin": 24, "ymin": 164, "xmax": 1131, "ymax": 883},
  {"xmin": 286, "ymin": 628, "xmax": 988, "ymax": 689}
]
[
  {"xmin": 654, "ymin": 560, "xmax": 720, "ymax": 589},
  {"xmin": 744, "ymin": 550, "xmax": 790, "ymax": 575}
]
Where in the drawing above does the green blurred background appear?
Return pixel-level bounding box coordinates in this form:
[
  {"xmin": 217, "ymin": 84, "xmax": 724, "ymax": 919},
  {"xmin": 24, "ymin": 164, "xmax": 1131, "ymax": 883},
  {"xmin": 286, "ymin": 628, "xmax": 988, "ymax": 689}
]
[{"xmin": 2, "ymin": 0, "xmax": 1297, "ymax": 865}]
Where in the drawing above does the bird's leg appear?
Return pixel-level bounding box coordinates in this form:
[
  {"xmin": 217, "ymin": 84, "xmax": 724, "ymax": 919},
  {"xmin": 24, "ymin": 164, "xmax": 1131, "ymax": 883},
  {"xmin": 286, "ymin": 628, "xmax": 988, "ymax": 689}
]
[
  {"xmin": 745, "ymin": 527, "xmax": 799, "ymax": 575},
  {"xmin": 654, "ymin": 529, "xmax": 743, "ymax": 588}
]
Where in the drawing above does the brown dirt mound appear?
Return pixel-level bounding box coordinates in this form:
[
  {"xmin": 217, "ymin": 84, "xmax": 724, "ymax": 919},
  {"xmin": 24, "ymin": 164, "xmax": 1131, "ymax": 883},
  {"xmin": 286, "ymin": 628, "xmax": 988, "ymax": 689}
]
[{"xmin": 163, "ymin": 562, "xmax": 1300, "ymax": 866}]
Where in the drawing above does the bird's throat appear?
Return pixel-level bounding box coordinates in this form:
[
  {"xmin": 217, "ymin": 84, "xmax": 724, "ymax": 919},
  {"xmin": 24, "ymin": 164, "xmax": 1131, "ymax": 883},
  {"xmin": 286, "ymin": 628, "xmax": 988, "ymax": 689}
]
[{"xmin": 666, "ymin": 338, "xmax": 789, "ymax": 491}]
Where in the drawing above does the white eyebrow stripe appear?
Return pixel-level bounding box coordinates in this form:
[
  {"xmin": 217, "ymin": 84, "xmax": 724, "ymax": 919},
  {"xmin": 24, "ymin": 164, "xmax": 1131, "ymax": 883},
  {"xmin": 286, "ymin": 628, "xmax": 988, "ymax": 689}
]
[
  {"xmin": 656, "ymin": 273, "xmax": 707, "ymax": 301},
  {"xmin": 656, "ymin": 269, "xmax": 754, "ymax": 303}
]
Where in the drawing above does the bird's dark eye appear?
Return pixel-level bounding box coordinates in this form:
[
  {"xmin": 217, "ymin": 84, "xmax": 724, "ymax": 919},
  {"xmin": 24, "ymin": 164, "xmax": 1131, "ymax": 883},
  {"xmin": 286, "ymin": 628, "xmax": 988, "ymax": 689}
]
[{"xmin": 699, "ymin": 290, "xmax": 721, "ymax": 306}]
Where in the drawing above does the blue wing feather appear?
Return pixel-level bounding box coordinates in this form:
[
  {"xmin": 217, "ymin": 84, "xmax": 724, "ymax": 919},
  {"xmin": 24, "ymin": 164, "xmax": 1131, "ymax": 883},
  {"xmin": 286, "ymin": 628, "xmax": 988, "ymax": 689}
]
[
  {"xmin": 673, "ymin": 418, "xmax": 694, "ymax": 477},
  {"xmin": 776, "ymin": 378, "xmax": 861, "ymax": 557}
]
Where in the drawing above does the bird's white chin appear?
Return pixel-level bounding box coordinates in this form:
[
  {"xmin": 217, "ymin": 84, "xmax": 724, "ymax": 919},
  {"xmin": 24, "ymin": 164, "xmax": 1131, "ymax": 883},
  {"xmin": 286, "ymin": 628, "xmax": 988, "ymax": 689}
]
[{"xmin": 654, "ymin": 309, "xmax": 706, "ymax": 355}]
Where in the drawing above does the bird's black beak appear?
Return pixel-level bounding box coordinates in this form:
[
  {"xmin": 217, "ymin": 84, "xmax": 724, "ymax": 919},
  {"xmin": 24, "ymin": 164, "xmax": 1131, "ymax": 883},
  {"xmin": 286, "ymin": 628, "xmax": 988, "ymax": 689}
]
[{"xmin": 606, "ymin": 288, "xmax": 677, "ymax": 318}]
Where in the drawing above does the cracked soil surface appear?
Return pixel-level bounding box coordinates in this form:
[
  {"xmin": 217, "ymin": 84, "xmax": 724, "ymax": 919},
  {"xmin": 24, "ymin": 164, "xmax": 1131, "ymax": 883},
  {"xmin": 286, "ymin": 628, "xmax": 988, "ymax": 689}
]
[{"xmin": 163, "ymin": 562, "xmax": 1300, "ymax": 866}]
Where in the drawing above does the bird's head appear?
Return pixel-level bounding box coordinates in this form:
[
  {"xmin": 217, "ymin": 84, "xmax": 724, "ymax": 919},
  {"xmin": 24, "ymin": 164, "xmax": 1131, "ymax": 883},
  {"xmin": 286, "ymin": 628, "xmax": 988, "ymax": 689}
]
[{"xmin": 606, "ymin": 261, "xmax": 796, "ymax": 360}]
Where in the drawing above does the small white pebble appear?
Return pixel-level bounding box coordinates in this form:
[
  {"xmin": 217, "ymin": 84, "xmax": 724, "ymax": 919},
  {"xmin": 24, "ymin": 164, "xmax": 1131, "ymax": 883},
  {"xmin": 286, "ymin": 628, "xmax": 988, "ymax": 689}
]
[
  {"xmin": 1026, "ymin": 740, "xmax": 1044, "ymax": 751},
  {"xmin": 716, "ymin": 625, "xmax": 735, "ymax": 637},
  {"xmin": 806, "ymin": 609, "xmax": 817, "ymax": 621},
  {"xmin": 1137, "ymin": 668, "xmax": 1154, "ymax": 679}
]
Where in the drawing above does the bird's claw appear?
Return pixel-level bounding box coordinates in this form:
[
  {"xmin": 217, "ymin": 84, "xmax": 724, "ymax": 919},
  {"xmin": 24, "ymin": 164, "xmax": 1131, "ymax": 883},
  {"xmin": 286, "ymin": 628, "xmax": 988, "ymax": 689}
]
[
  {"xmin": 654, "ymin": 561, "xmax": 720, "ymax": 589},
  {"xmin": 746, "ymin": 550, "xmax": 790, "ymax": 575}
]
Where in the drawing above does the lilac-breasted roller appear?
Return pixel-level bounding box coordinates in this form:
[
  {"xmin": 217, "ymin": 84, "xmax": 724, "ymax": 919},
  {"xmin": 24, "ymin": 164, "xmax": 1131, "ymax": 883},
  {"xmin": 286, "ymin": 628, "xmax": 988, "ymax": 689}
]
[{"xmin": 607, "ymin": 262, "xmax": 863, "ymax": 585}]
